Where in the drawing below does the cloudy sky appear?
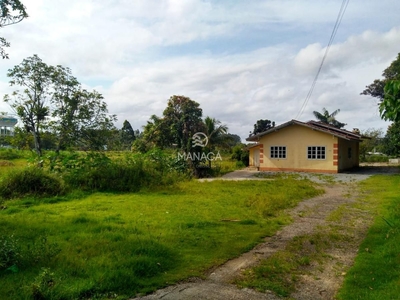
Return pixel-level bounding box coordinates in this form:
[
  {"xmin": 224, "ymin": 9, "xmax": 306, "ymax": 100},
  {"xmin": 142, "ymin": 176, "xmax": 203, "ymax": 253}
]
[{"xmin": 1, "ymin": 0, "xmax": 399, "ymax": 141}]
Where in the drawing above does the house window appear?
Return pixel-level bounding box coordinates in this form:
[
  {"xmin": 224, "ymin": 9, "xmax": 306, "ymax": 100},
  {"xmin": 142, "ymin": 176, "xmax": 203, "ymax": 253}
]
[
  {"xmin": 348, "ymin": 147, "xmax": 352, "ymax": 158},
  {"xmin": 270, "ymin": 146, "xmax": 286, "ymax": 159},
  {"xmin": 307, "ymin": 146, "xmax": 326, "ymax": 160}
]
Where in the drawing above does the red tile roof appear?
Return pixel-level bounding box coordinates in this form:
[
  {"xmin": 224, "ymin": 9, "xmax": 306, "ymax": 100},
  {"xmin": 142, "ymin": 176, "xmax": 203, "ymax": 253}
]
[{"xmin": 246, "ymin": 119, "xmax": 363, "ymax": 142}]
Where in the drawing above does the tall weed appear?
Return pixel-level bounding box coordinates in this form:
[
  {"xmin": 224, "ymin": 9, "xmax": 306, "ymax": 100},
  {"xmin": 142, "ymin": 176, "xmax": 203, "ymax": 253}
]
[{"xmin": 0, "ymin": 167, "xmax": 65, "ymax": 199}]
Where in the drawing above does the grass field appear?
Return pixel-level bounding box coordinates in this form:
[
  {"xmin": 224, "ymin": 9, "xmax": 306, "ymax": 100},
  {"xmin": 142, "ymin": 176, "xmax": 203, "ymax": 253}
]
[
  {"xmin": 337, "ymin": 174, "xmax": 400, "ymax": 299},
  {"xmin": 0, "ymin": 174, "xmax": 322, "ymax": 299}
]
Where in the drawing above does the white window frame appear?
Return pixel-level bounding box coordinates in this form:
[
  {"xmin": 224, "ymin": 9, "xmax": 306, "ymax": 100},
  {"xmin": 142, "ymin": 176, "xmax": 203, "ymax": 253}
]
[
  {"xmin": 307, "ymin": 146, "xmax": 326, "ymax": 160},
  {"xmin": 270, "ymin": 146, "xmax": 286, "ymax": 159}
]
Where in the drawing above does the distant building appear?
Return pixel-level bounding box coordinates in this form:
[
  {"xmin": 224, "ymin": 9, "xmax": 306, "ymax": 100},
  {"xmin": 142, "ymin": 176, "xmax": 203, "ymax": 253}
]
[{"xmin": 0, "ymin": 116, "xmax": 18, "ymax": 137}]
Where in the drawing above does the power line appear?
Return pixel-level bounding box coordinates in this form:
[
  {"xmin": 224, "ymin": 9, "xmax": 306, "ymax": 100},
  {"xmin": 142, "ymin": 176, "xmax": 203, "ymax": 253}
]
[{"xmin": 295, "ymin": 0, "xmax": 350, "ymax": 120}]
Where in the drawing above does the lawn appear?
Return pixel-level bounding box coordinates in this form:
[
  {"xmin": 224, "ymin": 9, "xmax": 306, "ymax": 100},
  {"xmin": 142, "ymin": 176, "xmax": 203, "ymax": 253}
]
[
  {"xmin": 337, "ymin": 174, "xmax": 400, "ymax": 299},
  {"xmin": 0, "ymin": 176, "xmax": 321, "ymax": 299}
]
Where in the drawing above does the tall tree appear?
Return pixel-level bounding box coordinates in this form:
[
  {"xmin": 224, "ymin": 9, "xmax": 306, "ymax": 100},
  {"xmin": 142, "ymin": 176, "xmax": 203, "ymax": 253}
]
[
  {"xmin": 361, "ymin": 52, "xmax": 400, "ymax": 101},
  {"xmin": 251, "ymin": 119, "xmax": 275, "ymax": 135},
  {"xmin": 313, "ymin": 108, "xmax": 346, "ymax": 129},
  {"xmin": 4, "ymin": 55, "xmax": 53, "ymax": 156},
  {"xmin": 4, "ymin": 55, "xmax": 116, "ymax": 155},
  {"xmin": 120, "ymin": 120, "xmax": 136, "ymax": 150},
  {"xmin": 383, "ymin": 121, "xmax": 400, "ymax": 156},
  {"xmin": 0, "ymin": 0, "xmax": 28, "ymax": 59},
  {"xmin": 162, "ymin": 95, "xmax": 203, "ymax": 151},
  {"xmin": 203, "ymin": 116, "xmax": 228, "ymax": 149}
]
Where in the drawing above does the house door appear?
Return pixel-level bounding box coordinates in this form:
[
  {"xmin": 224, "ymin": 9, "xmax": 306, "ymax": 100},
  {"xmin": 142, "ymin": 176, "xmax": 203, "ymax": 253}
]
[{"xmin": 253, "ymin": 148, "xmax": 260, "ymax": 167}]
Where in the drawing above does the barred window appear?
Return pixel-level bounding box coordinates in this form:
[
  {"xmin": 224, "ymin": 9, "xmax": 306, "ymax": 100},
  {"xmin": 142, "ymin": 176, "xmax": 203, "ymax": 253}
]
[
  {"xmin": 270, "ymin": 146, "xmax": 286, "ymax": 159},
  {"xmin": 307, "ymin": 146, "xmax": 326, "ymax": 160}
]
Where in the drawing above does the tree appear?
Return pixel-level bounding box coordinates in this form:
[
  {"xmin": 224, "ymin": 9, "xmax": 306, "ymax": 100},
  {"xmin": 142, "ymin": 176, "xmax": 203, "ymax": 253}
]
[
  {"xmin": 251, "ymin": 119, "xmax": 275, "ymax": 136},
  {"xmin": 136, "ymin": 114, "xmax": 170, "ymax": 151},
  {"xmin": 312, "ymin": 108, "xmax": 346, "ymax": 129},
  {"xmin": 361, "ymin": 53, "xmax": 400, "ymax": 101},
  {"xmin": 4, "ymin": 55, "xmax": 53, "ymax": 156},
  {"xmin": 379, "ymin": 80, "xmax": 400, "ymax": 122},
  {"xmin": 4, "ymin": 55, "xmax": 116, "ymax": 156},
  {"xmin": 162, "ymin": 95, "xmax": 203, "ymax": 151},
  {"xmin": 359, "ymin": 128, "xmax": 384, "ymax": 160},
  {"xmin": 120, "ymin": 120, "xmax": 136, "ymax": 150},
  {"xmin": 63, "ymin": 90, "xmax": 116, "ymax": 151},
  {"xmin": 1, "ymin": 0, "xmax": 28, "ymax": 59},
  {"xmin": 383, "ymin": 121, "xmax": 400, "ymax": 156},
  {"xmin": 203, "ymin": 116, "xmax": 228, "ymax": 150}
]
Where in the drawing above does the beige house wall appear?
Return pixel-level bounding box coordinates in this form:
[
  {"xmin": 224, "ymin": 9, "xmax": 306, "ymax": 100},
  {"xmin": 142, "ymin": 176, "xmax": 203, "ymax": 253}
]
[
  {"xmin": 249, "ymin": 145, "xmax": 261, "ymax": 168},
  {"xmin": 254, "ymin": 124, "xmax": 339, "ymax": 173}
]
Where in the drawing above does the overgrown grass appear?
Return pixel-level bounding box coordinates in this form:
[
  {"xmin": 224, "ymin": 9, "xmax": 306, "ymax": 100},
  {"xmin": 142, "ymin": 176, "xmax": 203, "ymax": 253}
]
[
  {"xmin": 337, "ymin": 175, "xmax": 400, "ymax": 299},
  {"xmin": 0, "ymin": 177, "xmax": 322, "ymax": 299}
]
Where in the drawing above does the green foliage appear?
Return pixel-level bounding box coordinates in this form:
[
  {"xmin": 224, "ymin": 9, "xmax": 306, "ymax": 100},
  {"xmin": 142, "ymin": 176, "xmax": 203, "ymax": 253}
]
[
  {"xmin": 361, "ymin": 52, "xmax": 400, "ymax": 101},
  {"xmin": 380, "ymin": 80, "xmax": 400, "ymax": 122},
  {"xmin": 251, "ymin": 119, "xmax": 275, "ymax": 135},
  {"xmin": 231, "ymin": 144, "xmax": 249, "ymax": 166},
  {"xmin": 338, "ymin": 175, "xmax": 400, "ymax": 299},
  {"xmin": 361, "ymin": 154, "xmax": 388, "ymax": 163},
  {"xmin": 120, "ymin": 120, "xmax": 138, "ymax": 150},
  {"xmin": 0, "ymin": 167, "xmax": 65, "ymax": 199},
  {"xmin": 4, "ymin": 55, "xmax": 116, "ymax": 156},
  {"xmin": 0, "ymin": 178, "xmax": 321, "ymax": 299},
  {"xmin": 359, "ymin": 128, "xmax": 384, "ymax": 160},
  {"xmin": 0, "ymin": 148, "xmax": 24, "ymax": 160},
  {"xmin": 0, "ymin": 235, "xmax": 21, "ymax": 271},
  {"xmin": 0, "ymin": 0, "xmax": 28, "ymax": 59},
  {"xmin": 312, "ymin": 107, "xmax": 346, "ymax": 128},
  {"xmin": 140, "ymin": 96, "xmax": 203, "ymax": 151},
  {"xmin": 43, "ymin": 150, "xmax": 190, "ymax": 192},
  {"xmin": 382, "ymin": 121, "xmax": 400, "ymax": 156},
  {"xmin": 30, "ymin": 268, "xmax": 57, "ymax": 300}
]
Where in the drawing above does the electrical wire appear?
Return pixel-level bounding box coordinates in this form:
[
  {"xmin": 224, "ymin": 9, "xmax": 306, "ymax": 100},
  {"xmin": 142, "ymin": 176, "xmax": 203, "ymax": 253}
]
[{"xmin": 295, "ymin": 0, "xmax": 350, "ymax": 120}]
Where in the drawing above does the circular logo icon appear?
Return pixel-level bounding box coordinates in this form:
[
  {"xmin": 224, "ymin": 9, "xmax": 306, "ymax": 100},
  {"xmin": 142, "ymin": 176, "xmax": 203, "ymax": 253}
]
[{"xmin": 192, "ymin": 132, "xmax": 208, "ymax": 148}]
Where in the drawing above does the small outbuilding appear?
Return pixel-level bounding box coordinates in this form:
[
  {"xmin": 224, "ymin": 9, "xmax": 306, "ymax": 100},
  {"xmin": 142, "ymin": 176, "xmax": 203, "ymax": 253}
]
[{"xmin": 246, "ymin": 119, "xmax": 363, "ymax": 173}]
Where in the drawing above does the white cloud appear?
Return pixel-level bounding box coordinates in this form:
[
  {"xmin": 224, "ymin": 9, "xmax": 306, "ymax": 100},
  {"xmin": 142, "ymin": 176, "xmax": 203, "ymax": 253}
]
[{"xmin": 1, "ymin": 0, "xmax": 399, "ymax": 141}]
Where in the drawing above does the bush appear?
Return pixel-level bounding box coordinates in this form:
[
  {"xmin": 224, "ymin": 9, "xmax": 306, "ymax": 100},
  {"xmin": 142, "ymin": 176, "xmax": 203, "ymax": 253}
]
[
  {"xmin": 0, "ymin": 149, "xmax": 24, "ymax": 160},
  {"xmin": 360, "ymin": 154, "xmax": 389, "ymax": 163},
  {"xmin": 0, "ymin": 235, "xmax": 21, "ymax": 271},
  {"xmin": 0, "ymin": 167, "xmax": 65, "ymax": 199}
]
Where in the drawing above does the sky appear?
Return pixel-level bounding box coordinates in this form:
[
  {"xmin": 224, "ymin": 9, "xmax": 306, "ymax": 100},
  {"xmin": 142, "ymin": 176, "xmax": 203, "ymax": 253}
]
[{"xmin": 1, "ymin": 0, "xmax": 399, "ymax": 141}]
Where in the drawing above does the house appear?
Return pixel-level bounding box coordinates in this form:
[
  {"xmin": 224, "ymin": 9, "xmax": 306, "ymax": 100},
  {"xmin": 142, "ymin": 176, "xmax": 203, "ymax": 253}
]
[
  {"xmin": 0, "ymin": 115, "xmax": 18, "ymax": 137},
  {"xmin": 246, "ymin": 119, "xmax": 363, "ymax": 173}
]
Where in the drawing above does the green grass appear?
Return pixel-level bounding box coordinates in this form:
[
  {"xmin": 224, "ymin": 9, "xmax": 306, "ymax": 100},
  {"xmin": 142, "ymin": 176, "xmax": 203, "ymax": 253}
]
[
  {"xmin": 0, "ymin": 177, "xmax": 322, "ymax": 299},
  {"xmin": 337, "ymin": 174, "xmax": 400, "ymax": 300},
  {"xmin": 235, "ymin": 229, "xmax": 349, "ymax": 297}
]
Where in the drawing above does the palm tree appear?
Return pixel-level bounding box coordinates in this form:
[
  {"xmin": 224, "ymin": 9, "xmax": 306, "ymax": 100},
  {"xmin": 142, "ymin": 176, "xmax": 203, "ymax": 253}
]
[
  {"xmin": 313, "ymin": 108, "xmax": 346, "ymax": 129},
  {"xmin": 203, "ymin": 116, "xmax": 228, "ymax": 149},
  {"xmin": 202, "ymin": 117, "xmax": 228, "ymax": 168}
]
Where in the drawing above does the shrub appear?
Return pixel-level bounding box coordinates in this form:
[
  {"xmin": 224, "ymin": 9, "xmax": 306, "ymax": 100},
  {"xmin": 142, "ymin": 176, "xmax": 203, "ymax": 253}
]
[
  {"xmin": 0, "ymin": 149, "xmax": 24, "ymax": 160},
  {"xmin": 360, "ymin": 154, "xmax": 389, "ymax": 163},
  {"xmin": 0, "ymin": 235, "xmax": 21, "ymax": 271},
  {"xmin": 0, "ymin": 167, "xmax": 65, "ymax": 199}
]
